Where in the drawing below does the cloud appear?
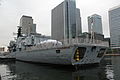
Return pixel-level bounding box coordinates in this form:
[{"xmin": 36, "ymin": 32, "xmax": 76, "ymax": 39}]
[{"xmin": 0, "ymin": 0, "xmax": 2, "ymax": 5}]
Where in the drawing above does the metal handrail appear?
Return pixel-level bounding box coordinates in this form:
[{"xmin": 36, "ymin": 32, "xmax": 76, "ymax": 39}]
[
  {"xmin": 25, "ymin": 38, "xmax": 109, "ymax": 51},
  {"xmin": 62, "ymin": 38, "xmax": 109, "ymax": 47}
]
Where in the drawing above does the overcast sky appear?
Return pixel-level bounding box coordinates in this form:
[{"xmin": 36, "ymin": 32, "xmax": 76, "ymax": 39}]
[{"xmin": 0, "ymin": 0, "xmax": 120, "ymax": 47}]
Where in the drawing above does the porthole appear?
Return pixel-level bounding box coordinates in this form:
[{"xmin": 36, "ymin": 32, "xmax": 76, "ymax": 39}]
[{"xmin": 56, "ymin": 50, "xmax": 60, "ymax": 53}]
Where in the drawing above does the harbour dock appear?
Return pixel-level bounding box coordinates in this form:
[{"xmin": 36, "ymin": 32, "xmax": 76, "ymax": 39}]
[{"xmin": 0, "ymin": 52, "xmax": 15, "ymax": 60}]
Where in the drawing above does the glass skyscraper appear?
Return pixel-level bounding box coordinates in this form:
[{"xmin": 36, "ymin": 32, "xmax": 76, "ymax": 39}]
[
  {"xmin": 51, "ymin": 0, "xmax": 82, "ymax": 43},
  {"xmin": 64, "ymin": 0, "xmax": 76, "ymax": 39},
  {"xmin": 109, "ymin": 6, "xmax": 120, "ymax": 48},
  {"xmin": 88, "ymin": 14, "xmax": 103, "ymax": 35}
]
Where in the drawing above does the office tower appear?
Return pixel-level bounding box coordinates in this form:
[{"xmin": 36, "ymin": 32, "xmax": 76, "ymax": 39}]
[
  {"xmin": 76, "ymin": 8, "xmax": 82, "ymax": 36},
  {"xmin": 51, "ymin": 2, "xmax": 65, "ymax": 41},
  {"xmin": 109, "ymin": 6, "xmax": 120, "ymax": 48},
  {"xmin": 51, "ymin": 0, "xmax": 82, "ymax": 42},
  {"xmin": 20, "ymin": 15, "xmax": 36, "ymax": 35},
  {"xmin": 32, "ymin": 24, "xmax": 36, "ymax": 33},
  {"xmin": 88, "ymin": 14, "xmax": 103, "ymax": 34}
]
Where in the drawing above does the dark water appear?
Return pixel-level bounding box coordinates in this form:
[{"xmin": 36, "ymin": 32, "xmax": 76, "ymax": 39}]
[{"xmin": 0, "ymin": 56, "xmax": 119, "ymax": 80}]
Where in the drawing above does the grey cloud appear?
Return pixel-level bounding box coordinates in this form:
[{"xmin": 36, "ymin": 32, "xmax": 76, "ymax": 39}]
[{"xmin": 0, "ymin": 0, "xmax": 2, "ymax": 5}]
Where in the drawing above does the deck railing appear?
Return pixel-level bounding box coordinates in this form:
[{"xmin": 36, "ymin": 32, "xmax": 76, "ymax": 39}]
[
  {"xmin": 63, "ymin": 38, "xmax": 109, "ymax": 47},
  {"xmin": 25, "ymin": 38, "xmax": 109, "ymax": 51}
]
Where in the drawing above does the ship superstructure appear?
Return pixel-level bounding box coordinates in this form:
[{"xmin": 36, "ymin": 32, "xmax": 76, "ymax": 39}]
[{"xmin": 8, "ymin": 25, "xmax": 108, "ymax": 65}]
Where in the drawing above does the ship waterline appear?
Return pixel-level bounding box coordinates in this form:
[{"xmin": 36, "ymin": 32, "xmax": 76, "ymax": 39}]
[{"xmin": 11, "ymin": 44, "xmax": 107, "ymax": 66}]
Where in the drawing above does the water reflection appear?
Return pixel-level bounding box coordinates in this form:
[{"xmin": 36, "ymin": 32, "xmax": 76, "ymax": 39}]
[
  {"xmin": 105, "ymin": 65, "xmax": 114, "ymax": 80},
  {"xmin": 0, "ymin": 61, "xmax": 16, "ymax": 80},
  {"xmin": 112, "ymin": 56, "xmax": 120, "ymax": 80},
  {"xmin": 15, "ymin": 61, "xmax": 107, "ymax": 80},
  {"xmin": 0, "ymin": 56, "xmax": 119, "ymax": 80}
]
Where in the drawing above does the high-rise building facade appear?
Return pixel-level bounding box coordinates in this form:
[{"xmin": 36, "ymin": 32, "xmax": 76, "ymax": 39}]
[
  {"xmin": 32, "ymin": 24, "xmax": 36, "ymax": 33},
  {"xmin": 76, "ymin": 8, "xmax": 82, "ymax": 36},
  {"xmin": 109, "ymin": 6, "xmax": 120, "ymax": 48},
  {"xmin": 51, "ymin": 0, "xmax": 82, "ymax": 43},
  {"xmin": 51, "ymin": 2, "xmax": 65, "ymax": 41},
  {"xmin": 88, "ymin": 14, "xmax": 103, "ymax": 35},
  {"xmin": 20, "ymin": 15, "xmax": 36, "ymax": 35}
]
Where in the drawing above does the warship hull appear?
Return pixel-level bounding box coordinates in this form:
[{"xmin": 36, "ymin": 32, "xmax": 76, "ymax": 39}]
[{"xmin": 14, "ymin": 45, "xmax": 107, "ymax": 66}]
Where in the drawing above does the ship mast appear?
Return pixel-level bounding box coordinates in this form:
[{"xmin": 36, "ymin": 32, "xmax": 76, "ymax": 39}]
[
  {"xmin": 90, "ymin": 19, "xmax": 95, "ymax": 44},
  {"xmin": 17, "ymin": 26, "xmax": 22, "ymax": 38}
]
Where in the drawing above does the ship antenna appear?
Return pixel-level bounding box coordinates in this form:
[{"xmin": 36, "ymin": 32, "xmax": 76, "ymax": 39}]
[
  {"xmin": 17, "ymin": 26, "xmax": 22, "ymax": 38},
  {"xmin": 90, "ymin": 18, "xmax": 95, "ymax": 44}
]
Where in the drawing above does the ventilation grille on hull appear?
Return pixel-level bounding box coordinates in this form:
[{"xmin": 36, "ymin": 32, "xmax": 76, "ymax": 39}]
[
  {"xmin": 74, "ymin": 47, "xmax": 86, "ymax": 62},
  {"xmin": 97, "ymin": 48, "xmax": 106, "ymax": 58}
]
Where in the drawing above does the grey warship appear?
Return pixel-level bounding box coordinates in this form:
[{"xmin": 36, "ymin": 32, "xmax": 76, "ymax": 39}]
[
  {"xmin": 8, "ymin": 27, "xmax": 108, "ymax": 65},
  {"xmin": 8, "ymin": 0, "xmax": 109, "ymax": 66}
]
